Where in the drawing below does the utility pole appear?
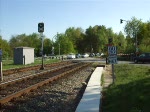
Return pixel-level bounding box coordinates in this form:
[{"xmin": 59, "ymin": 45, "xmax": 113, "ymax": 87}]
[{"xmin": 59, "ymin": 43, "xmax": 60, "ymax": 56}]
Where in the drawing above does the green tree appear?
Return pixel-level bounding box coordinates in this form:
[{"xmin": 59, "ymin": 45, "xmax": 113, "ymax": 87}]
[
  {"xmin": 124, "ymin": 17, "xmax": 150, "ymax": 53},
  {"xmin": 114, "ymin": 32, "xmax": 127, "ymax": 53},
  {"xmin": 43, "ymin": 38, "xmax": 51, "ymax": 55},
  {"xmin": 27, "ymin": 33, "xmax": 41, "ymax": 56},
  {"xmin": 9, "ymin": 33, "xmax": 50, "ymax": 56},
  {"xmin": 54, "ymin": 33, "xmax": 75, "ymax": 55},
  {"xmin": 9, "ymin": 34, "xmax": 27, "ymax": 48},
  {"xmin": 85, "ymin": 25, "xmax": 116, "ymax": 54},
  {"xmin": 85, "ymin": 25, "xmax": 103, "ymax": 53},
  {"xmin": 124, "ymin": 17, "xmax": 142, "ymax": 53},
  {"xmin": 138, "ymin": 21, "xmax": 150, "ymax": 52},
  {"xmin": 0, "ymin": 35, "xmax": 11, "ymax": 58},
  {"xmin": 124, "ymin": 17, "xmax": 142, "ymax": 38},
  {"xmin": 65, "ymin": 27, "xmax": 84, "ymax": 53}
]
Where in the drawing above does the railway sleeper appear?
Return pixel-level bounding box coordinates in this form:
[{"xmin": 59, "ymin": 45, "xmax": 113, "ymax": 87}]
[{"xmin": 0, "ymin": 63, "xmax": 91, "ymax": 106}]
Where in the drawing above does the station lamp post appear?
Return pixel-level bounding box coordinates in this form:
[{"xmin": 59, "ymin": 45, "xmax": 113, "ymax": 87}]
[
  {"xmin": 51, "ymin": 37, "xmax": 55, "ymax": 55},
  {"xmin": 51, "ymin": 34, "xmax": 57, "ymax": 55}
]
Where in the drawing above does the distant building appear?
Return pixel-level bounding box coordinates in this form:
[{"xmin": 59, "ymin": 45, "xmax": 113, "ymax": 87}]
[{"xmin": 14, "ymin": 47, "xmax": 34, "ymax": 65}]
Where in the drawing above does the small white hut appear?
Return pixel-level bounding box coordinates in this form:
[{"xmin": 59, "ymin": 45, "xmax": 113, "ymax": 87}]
[{"xmin": 14, "ymin": 47, "xmax": 34, "ymax": 65}]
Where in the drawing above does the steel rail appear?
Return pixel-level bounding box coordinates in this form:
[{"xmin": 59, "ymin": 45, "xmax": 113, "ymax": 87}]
[
  {"xmin": 0, "ymin": 63, "xmax": 91, "ymax": 105},
  {"xmin": 0, "ymin": 62, "xmax": 76, "ymax": 88},
  {"xmin": 3, "ymin": 61, "xmax": 70, "ymax": 76}
]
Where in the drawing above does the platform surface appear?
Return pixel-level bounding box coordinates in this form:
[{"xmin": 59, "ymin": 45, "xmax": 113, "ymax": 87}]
[{"xmin": 76, "ymin": 67, "xmax": 103, "ymax": 112}]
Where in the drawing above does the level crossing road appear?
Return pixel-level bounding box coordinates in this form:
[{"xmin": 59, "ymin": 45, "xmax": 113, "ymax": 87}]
[{"xmin": 72, "ymin": 57, "xmax": 150, "ymax": 67}]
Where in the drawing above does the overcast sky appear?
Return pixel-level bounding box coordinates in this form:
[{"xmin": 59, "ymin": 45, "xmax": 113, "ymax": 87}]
[{"xmin": 0, "ymin": 0, "xmax": 150, "ymax": 41}]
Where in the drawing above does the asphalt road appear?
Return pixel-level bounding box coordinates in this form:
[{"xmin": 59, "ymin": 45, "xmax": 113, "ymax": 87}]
[{"xmin": 72, "ymin": 57, "xmax": 150, "ymax": 67}]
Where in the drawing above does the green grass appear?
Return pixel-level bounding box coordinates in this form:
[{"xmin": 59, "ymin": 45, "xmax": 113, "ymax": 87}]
[
  {"xmin": 102, "ymin": 64, "xmax": 150, "ymax": 112},
  {"xmin": 101, "ymin": 73, "xmax": 104, "ymax": 86},
  {"xmin": 2, "ymin": 58, "xmax": 60, "ymax": 70}
]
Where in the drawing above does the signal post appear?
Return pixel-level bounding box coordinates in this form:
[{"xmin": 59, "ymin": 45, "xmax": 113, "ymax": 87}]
[
  {"xmin": 38, "ymin": 22, "xmax": 44, "ymax": 70},
  {"xmin": 107, "ymin": 38, "xmax": 117, "ymax": 84}
]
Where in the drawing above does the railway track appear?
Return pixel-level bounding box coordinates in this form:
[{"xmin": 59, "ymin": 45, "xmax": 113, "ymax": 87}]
[
  {"xmin": 0, "ymin": 62, "xmax": 79, "ymax": 92},
  {"xmin": 0, "ymin": 61, "xmax": 75, "ymax": 87},
  {"xmin": 1, "ymin": 61, "xmax": 72, "ymax": 83},
  {"xmin": 2, "ymin": 61, "xmax": 71, "ymax": 76},
  {"xmin": 0, "ymin": 62, "xmax": 91, "ymax": 106}
]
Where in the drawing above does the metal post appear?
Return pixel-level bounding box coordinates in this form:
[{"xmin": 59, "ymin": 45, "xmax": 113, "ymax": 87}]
[
  {"xmin": 135, "ymin": 30, "xmax": 138, "ymax": 57},
  {"xmin": 52, "ymin": 38, "xmax": 54, "ymax": 55},
  {"xmin": 0, "ymin": 55, "xmax": 3, "ymax": 81},
  {"xmin": 59, "ymin": 43, "xmax": 60, "ymax": 56},
  {"xmin": 40, "ymin": 33, "xmax": 44, "ymax": 70},
  {"xmin": 106, "ymin": 57, "xmax": 108, "ymax": 64},
  {"xmin": 52, "ymin": 46, "xmax": 54, "ymax": 55},
  {"xmin": 52, "ymin": 35, "xmax": 57, "ymax": 55},
  {"xmin": 112, "ymin": 64, "xmax": 115, "ymax": 84}
]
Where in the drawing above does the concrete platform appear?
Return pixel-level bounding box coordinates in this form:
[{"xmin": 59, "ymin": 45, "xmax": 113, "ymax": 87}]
[{"xmin": 76, "ymin": 67, "xmax": 103, "ymax": 112}]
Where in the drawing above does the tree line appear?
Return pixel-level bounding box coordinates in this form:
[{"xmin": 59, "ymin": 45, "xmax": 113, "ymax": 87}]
[{"xmin": 0, "ymin": 17, "xmax": 150, "ymax": 58}]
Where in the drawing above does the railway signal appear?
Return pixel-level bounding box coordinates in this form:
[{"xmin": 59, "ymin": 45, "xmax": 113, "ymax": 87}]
[
  {"xmin": 38, "ymin": 22, "xmax": 44, "ymax": 33},
  {"xmin": 38, "ymin": 22, "xmax": 44, "ymax": 70},
  {"xmin": 120, "ymin": 19, "xmax": 123, "ymax": 24}
]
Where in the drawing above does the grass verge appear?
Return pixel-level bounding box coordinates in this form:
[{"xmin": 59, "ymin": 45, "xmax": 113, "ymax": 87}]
[
  {"xmin": 102, "ymin": 64, "xmax": 150, "ymax": 112},
  {"xmin": 2, "ymin": 58, "xmax": 60, "ymax": 70}
]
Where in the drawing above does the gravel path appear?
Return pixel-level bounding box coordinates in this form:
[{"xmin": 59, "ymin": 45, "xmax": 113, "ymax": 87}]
[{"xmin": 1, "ymin": 66, "xmax": 95, "ymax": 112}]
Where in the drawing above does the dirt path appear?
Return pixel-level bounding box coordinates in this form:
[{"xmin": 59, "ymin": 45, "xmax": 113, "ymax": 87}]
[
  {"xmin": 100, "ymin": 65, "xmax": 113, "ymax": 112},
  {"xmin": 103, "ymin": 65, "xmax": 113, "ymax": 88}
]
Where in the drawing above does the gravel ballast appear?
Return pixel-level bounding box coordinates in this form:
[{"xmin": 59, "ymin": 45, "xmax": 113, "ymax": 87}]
[{"xmin": 1, "ymin": 66, "xmax": 95, "ymax": 112}]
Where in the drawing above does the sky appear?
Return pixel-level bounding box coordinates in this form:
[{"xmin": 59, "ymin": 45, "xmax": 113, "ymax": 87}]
[{"xmin": 0, "ymin": 0, "xmax": 150, "ymax": 41}]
